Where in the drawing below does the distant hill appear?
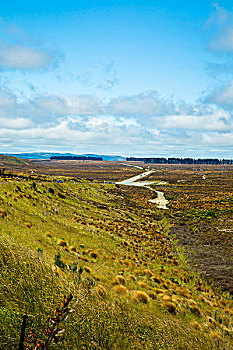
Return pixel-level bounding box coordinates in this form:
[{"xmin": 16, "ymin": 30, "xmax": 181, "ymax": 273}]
[
  {"xmin": 4, "ymin": 152, "xmax": 126, "ymax": 161},
  {"xmin": 0, "ymin": 154, "xmax": 29, "ymax": 167}
]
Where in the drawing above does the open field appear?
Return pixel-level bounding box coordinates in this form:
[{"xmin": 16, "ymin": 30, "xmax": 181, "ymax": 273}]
[{"xmin": 0, "ymin": 159, "xmax": 232, "ymax": 349}]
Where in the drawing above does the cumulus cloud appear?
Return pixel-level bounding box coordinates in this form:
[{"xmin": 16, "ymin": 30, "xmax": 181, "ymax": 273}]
[{"xmin": 0, "ymin": 88, "xmax": 232, "ymax": 156}]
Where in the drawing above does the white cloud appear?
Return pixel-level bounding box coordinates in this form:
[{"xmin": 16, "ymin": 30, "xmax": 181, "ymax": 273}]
[
  {"xmin": 0, "ymin": 45, "xmax": 54, "ymax": 70},
  {"xmin": 207, "ymin": 3, "xmax": 233, "ymax": 52},
  {"xmin": 205, "ymin": 81, "xmax": 233, "ymax": 109},
  {"xmin": 157, "ymin": 110, "xmax": 232, "ymax": 131},
  {"xmin": 0, "ymin": 117, "xmax": 32, "ymax": 129},
  {"xmin": 108, "ymin": 91, "xmax": 175, "ymax": 117},
  {"xmin": 202, "ymin": 131, "xmax": 233, "ymax": 146}
]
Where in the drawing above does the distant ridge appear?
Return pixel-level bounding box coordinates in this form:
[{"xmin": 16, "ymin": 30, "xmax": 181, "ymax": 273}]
[{"xmin": 4, "ymin": 152, "xmax": 126, "ymax": 162}]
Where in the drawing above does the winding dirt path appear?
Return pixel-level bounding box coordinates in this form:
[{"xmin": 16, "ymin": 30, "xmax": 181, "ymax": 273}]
[{"xmin": 116, "ymin": 170, "xmax": 169, "ymax": 209}]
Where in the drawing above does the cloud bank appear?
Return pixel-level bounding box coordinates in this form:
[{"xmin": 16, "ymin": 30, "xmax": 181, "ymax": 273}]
[{"xmin": 0, "ymin": 88, "xmax": 232, "ymax": 157}]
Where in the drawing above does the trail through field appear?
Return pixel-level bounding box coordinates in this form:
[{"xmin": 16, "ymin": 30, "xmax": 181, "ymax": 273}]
[{"xmin": 116, "ymin": 170, "xmax": 169, "ymax": 209}]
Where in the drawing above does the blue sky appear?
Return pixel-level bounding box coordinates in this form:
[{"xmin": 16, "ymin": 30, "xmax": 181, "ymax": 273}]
[{"xmin": 0, "ymin": 1, "xmax": 233, "ymax": 157}]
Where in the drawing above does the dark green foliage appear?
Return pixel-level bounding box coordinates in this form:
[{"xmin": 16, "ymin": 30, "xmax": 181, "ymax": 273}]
[{"xmin": 54, "ymin": 252, "xmax": 66, "ymax": 269}]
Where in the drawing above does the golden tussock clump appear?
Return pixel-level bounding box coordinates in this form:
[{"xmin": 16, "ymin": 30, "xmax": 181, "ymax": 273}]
[
  {"xmin": 189, "ymin": 321, "xmax": 202, "ymax": 331},
  {"xmin": 83, "ymin": 266, "xmax": 92, "ymax": 274},
  {"xmin": 45, "ymin": 231, "xmax": 52, "ymax": 238},
  {"xmin": 143, "ymin": 269, "xmax": 153, "ymax": 277},
  {"xmin": 93, "ymin": 274, "xmax": 100, "ymax": 281},
  {"xmin": 129, "ymin": 275, "xmax": 137, "ymax": 281},
  {"xmin": 172, "ymin": 295, "xmax": 181, "ymax": 304},
  {"xmin": 89, "ymin": 251, "xmax": 98, "ymax": 259},
  {"xmin": 188, "ymin": 299, "xmax": 197, "ymax": 306},
  {"xmin": 113, "ymin": 275, "xmax": 126, "ymax": 285},
  {"xmin": 162, "ymin": 295, "xmax": 172, "ymax": 302},
  {"xmin": 210, "ymin": 332, "xmax": 222, "ymax": 341},
  {"xmin": 138, "ymin": 281, "xmax": 147, "ymax": 289},
  {"xmin": 80, "ymin": 257, "xmax": 89, "ymax": 262},
  {"xmin": 25, "ymin": 222, "xmax": 32, "ymax": 228},
  {"xmin": 70, "ymin": 246, "xmax": 77, "ymax": 252},
  {"xmin": 220, "ymin": 324, "xmax": 232, "ymax": 334},
  {"xmin": 163, "ymin": 301, "xmax": 177, "ymax": 314},
  {"xmin": 224, "ymin": 308, "xmax": 233, "ymax": 316},
  {"xmin": 132, "ymin": 291, "xmax": 150, "ymax": 304},
  {"xmin": 152, "ymin": 275, "xmax": 161, "ymax": 284},
  {"xmin": 0, "ymin": 209, "xmax": 7, "ymax": 218},
  {"xmin": 113, "ymin": 285, "xmax": 128, "ymax": 295},
  {"xmin": 156, "ymin": 288, "xmax": 166, "ymax": 294},
  {"xmin": 52, "ymin": 265, "xmax": 65, "ymax": 277},
  {"xmin": 57, "ymin": 239, "xmax": 67, "ymax": 247},
  {"xmin": 95, "ymin": 285, "xmax": 106, "ymax": 298},
  {"xmin": 148, "ymin": 291, "xmax": 157, "ymax": 299},
  {"xmin": 190, "ymin": 304, "xmax": 201, "ymax": 316},
  {"xmin": 134, "ymin": 269, "xmax": 143, "ymax": 276}
]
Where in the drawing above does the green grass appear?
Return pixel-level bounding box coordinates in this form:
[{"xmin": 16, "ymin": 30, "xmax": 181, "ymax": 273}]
[{"xmin": 0, "ymin": 175, "xmax": 232, "ymax": 349}]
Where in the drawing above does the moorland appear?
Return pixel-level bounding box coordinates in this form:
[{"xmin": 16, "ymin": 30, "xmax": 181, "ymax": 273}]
[{"xmin": 0, "ymin": 157, "xmax": 232, "ymax": 349}]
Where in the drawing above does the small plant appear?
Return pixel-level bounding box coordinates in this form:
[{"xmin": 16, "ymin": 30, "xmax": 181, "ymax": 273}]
[{"xmin": 54, "ymin": 252, "xmax": 66, "ymax": 270}]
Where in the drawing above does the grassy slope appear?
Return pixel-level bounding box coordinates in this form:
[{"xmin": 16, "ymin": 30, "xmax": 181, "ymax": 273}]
[
  {"xmin": 0, "ymin": 173, "xmax": 232, "ymax": 349},
  {"xmin": 0, "ymin": 154, "xmax": 29, "ymax": 167}
]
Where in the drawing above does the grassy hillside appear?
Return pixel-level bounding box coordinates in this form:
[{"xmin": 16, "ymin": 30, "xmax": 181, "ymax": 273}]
[
  {"xmin": 0, "ymin": 154, "xmax": 29, "ymax": 167},
  {"xmin": 0, "ymin": 172, "xmax": 232, "ymax": 349}
]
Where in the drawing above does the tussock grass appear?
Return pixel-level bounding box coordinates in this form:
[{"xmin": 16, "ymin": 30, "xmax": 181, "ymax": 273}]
[{"xmin": 0, "ymin": 175, "xmax": 232, "ymax": 349}]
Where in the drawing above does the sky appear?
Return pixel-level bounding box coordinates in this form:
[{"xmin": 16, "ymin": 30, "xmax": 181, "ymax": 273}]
[{"xmin": 0, "ymin": 1, "xmax": 233, "ymax": 158}]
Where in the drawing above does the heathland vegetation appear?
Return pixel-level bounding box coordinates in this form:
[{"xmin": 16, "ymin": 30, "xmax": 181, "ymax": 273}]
[{"xmin": 0, "ymin": 158, "xmax": 232, "ymax": 349}]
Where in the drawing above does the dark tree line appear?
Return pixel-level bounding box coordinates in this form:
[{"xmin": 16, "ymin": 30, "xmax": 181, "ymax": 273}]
[{"xmin": 126, "ymin": 157, "xmax": 233, "ymax": 165}]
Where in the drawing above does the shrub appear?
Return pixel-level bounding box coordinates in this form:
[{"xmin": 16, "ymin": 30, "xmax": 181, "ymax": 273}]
[{"xmin": 54, "ymin": 252, "xmax": 66, "ymax": 270}]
